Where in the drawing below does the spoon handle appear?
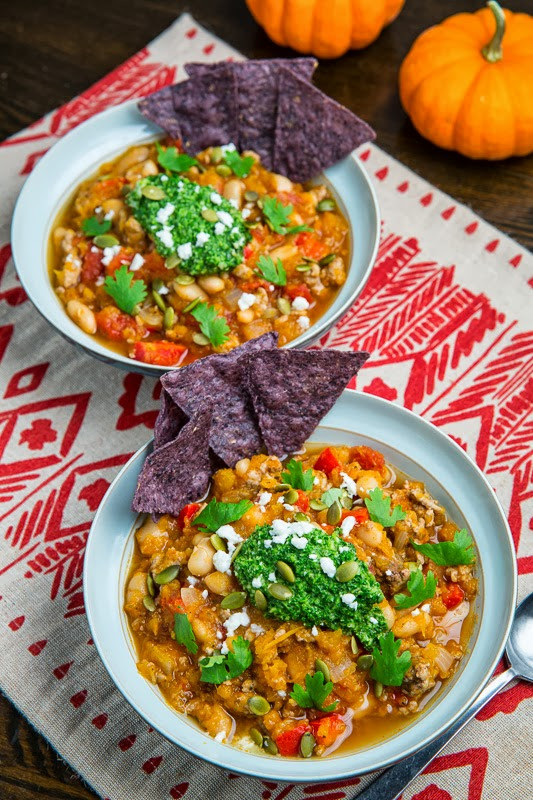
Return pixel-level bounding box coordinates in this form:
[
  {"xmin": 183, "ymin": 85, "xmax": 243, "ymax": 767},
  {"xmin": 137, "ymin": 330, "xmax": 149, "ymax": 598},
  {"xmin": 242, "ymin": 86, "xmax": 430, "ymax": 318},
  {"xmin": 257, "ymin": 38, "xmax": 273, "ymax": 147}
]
[{"xmin": 353, "ymin": 667, "xmax": 516, "ymax": 800}]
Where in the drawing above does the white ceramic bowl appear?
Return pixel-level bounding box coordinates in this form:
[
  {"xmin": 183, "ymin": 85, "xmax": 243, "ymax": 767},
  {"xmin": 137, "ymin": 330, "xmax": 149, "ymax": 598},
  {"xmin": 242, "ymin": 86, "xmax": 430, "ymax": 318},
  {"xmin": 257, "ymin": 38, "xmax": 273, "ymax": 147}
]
[
  {"xmin": 84, "ymin": 390, "xmax": 516, "ymax": 782},
  {"xmin": 11, "ymin": 100, "xmax": 380, "ymax": 377}
]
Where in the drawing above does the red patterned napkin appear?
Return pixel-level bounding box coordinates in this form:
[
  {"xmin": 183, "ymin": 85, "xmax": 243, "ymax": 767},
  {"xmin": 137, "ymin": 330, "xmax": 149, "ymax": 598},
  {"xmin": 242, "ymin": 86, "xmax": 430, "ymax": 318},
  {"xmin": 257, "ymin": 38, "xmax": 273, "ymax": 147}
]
[{"xmin": 1, "ymin": 13, "xmax": 531, "ymax": 800}]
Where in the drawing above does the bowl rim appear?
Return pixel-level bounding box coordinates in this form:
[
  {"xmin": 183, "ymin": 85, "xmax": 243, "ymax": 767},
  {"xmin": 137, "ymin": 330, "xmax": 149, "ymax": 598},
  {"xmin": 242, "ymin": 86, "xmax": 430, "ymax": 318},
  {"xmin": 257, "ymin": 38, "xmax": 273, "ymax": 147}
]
[
  {"xmin": 83, "ymin": 389, "xmax": 517, "ymax": 782},
  {"xmin": 10, "ymin": 99, "xmax": 380, "ymax": 377}
]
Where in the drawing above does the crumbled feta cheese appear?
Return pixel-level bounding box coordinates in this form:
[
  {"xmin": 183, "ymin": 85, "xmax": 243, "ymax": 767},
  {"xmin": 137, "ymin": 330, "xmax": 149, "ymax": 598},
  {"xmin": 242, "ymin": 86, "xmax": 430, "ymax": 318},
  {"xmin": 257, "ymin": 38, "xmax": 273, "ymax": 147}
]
[
  {"xmin": 252, "ymin": 576, "xmax": 263, "ymax": 589},
  {"xmin": 177, "ymin": 242, "xmax": 192, "ymax": 260},
  {"xmin": 217, "ymin": 524, "xmax": 243, "ymax": 548},
  {"xmin": 196, "ymin": 231, "xmax": 210, "ymax": 247},
  {"xmin": 385, "ymin": 569, "xmax": 393, "ymax": 576},
  {"xmin": 311, "ymin": 625, "xmax": 319, "ymax": 636},
  {"xmin": 369, "ymin": 616, "xmax": 378, "ymax": 624},
  {"xmin": 271, "ymin": 519, "xmax": 315, "ymax": 545},
  {"xmin": 258, "ymin": 491, "xmax": 271, "ymax": 512},
  {"xmin": 291, "ymin": 535, "xmax": 308, "ymax": 550},
  {"xmin": 238, "ymin": 292, "xmax": 256, "ymax": 311},
  {"xmin": 309, "ymin": 553, "xmax": 318, "ymax": 561},
  {"xmin": 104, "ymin": 209, "xmax": 115, "ymax": 220},
  {"xmin": 157, "ymin": 285, "xmax": 169, "ymax": 295},
  {"xmin": 95, "ymin": 276, "xmax": 105, "ymax": 286},
  {"xmin": 221, "ymin": 641, "xmax": 229, "ymax": 654},
  {"xmin": 214, "ymin": 221, "xmax": 226, "ymax": 235},
  {"xmin": 217, "ymin": 210, "xmax": 234, "ymax": 227},
  {"xmin": 187, "ymin": 575, "xmax": 198, "ymax": 586},
  {"xmin": 341, "ymin": 593, "xmax": 359, "ymax": 610},
  {"xmin": 214, "ymin": 731, "xmax": 226, "ymax": 742},
  {"xmin": 412, "ymin": 608, "xmax": 420, "ymax": 616},
  {"xmin": 160, "ymin": 174, "xmax": 168, "ymax": 182},
  {"xmin": 339, "ymin": 545, "xmax": 350, "ymax": 552},
  {"xmin": 297, "ymin": 316, "xmax": 310, "ymax": 331},
  {"xmin": 129, "ymin": 253, "xmax": 145, "ymax": 272},
  {"xmin": 156, "ymin": 227, "xmax": 174, "ymax": 249},
  {"xmin": 201, "ymin": 589, "xmax": 208, "ymax": 599},
  {"xmin": 101, "ymin": 244, "xmax": 121, "ymax": 266},
  {"xmin": 221, "ymin": 143, "xmax": 236, "ymax": 153},
  {"xmin": 251, "ymin": 623, "xmax": 265, "ymax": 635},
  {"xmin": 94, "ymin": 206, "xmax": 102, "ymax": 213},
  {"xmin": 341, "ymin": 516, "xmax": 356, "ymax": 537},
  {"xmin": 292, "ymin": 296, "xmax": 310, "ymax": 311},
  {"xmin": 216, "ymin": 630, "xmax": 223, "ymax": 639},
  {"xmin": 421, "ymin": 604, "xmax": 431, "ymax": 613},
  {"xmin": 91, "ymin": 246, "xmax": 99, "ymax": 253},
  {"xmin": 320, "ymin": 556, "xmax": 336, "ymax": 578},
  {"xmin": 264, "ymin": 539, "xmax": 272, "ymax": 548},
  {"xmin": 224, "ymin": 609, "xmax": 250, "ymax": 638},
  {"xmin": 283, "ymin": 503, "xmax": 295, "ymax": 511},
  {"xmin": 241, "ymin": 207, "xmax": 251, "ymax": 219},
  {"xmin": 229, "ymin": 200, "xmax": 239, "ymax": 209},
  {"xmin": 268, "ymin": 572, "xmax": 276, "ymax": 582},
  {"xmin": 340, "ymin": 472, "xmax": 358, "ymax": 498},
  {"xmin": 213, "ymin": 550, "xmax": 232, "ymax": 575},
  {"xmin": 210, "ymin": 192, "xmax": 222, "ymax": 205},
  {"xmin": 156, "ymin": 203, "xmax": 175, "ymax": 224},
  {"xmin": 278, "ymin": 689, "xmax": 287, "ymax": 697}
]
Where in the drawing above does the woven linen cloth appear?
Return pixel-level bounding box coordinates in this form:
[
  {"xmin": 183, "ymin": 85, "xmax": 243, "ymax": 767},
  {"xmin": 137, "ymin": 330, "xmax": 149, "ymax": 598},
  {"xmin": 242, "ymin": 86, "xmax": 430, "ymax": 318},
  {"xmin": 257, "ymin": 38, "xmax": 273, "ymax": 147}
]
[{"xmin": 0, "ymin": 13, "xmax": 532, "ymax": 800}]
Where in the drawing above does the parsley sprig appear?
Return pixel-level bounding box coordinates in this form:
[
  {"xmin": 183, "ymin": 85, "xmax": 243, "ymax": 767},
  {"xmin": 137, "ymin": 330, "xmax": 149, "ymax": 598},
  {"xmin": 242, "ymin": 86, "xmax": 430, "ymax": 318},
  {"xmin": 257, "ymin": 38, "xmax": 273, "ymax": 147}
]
[
  {"xmin": 290, "ymin": 671, "xmax": 337, "ymax": 712},
  {"xmin": 82, "ymin": 216, "xmax": 111, "ymax": 236},
  {"xmin": 190, "ymin": 301, "xmax": 230, "ymax": 347},
  {"xmin": 224, "ymin": 150, "xmax": 254, "ymax": 178},
  {"xmin": 365, "ymin": 488, "xmax": 406, "ymax": 528},
  {"xmin": 199, "ymin": 636, "xmax": 253, "ymax": 684},
  {"xmin": 194, "ymin": 498, "xmax": 253, "ymax": 533},
  {"xmin": 261, "ymin": 196, "xmax": 312, "ymax": 236},
  {"xmin": 281, "ymin": 459, "xmax": 314, "ymax": 491},
  {"xmin": 255, "ymin": 254, "xmax": 286, "ymax": 286},
  {"xmin": 156, "ymin": 142, "xmax": 198, "ymax": 173},
  {"xmin": 412, "ymin": 529, "xmax": 475, "ymax": 566},
  {"xmin": 393, "ymin": 568, "xmax": 436, "ymax": 609},
  {"xmin": 369, "ymin": 631, "xmax": 411, "ymax": 686},
  {"xmin": 174, "ymin": 612, "xmax": 198, "ymax": 654},
  {"xmin": 104, "ymin": 264, "xmax": 147, "ymax": 315}
]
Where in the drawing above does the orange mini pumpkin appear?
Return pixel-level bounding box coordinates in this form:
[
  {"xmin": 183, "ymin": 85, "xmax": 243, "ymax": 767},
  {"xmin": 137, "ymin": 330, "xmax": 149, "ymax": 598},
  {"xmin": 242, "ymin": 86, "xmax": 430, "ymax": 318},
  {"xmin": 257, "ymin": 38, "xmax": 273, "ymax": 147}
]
[
  {"xmin": 245, "ymin": 0, "xmax": 405, "ymax": 59},
  {"xmin": 399, "ymin": 2, "xmax": 533, "ymax": 160}
]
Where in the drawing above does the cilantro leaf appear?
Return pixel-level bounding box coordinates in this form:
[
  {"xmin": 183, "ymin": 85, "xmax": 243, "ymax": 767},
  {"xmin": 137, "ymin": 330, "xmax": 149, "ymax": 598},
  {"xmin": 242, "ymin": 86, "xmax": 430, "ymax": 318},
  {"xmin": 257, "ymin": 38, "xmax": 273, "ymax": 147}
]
[
  {"xmin": 190, "ymin": 301, "xmax": 230, "ymax": 347},
  {"xmin": 199, "ymin": 636, "xmax": 253, "ymax": 684},
  {"xmin": 103, "ymin": 264, "xmax": 147, "ymax": 315},
  {"xmin": 364, "ymin": 487, "xmax": 406, "ymax": 528},
  {"xmin": 281, "ymin": 459, "xmax": 314, "ymax": 491},
  {"xmin": 261, "ymin": 196, "xmax": 312, "ymax": 236},
  {"xmin": 81, "ymin": 216, "xmax": 111, "ymax": 236},
  {"xmin": 370, "ymin": 631, "xmax": 411, "ymax": 686},
  {"xmin": 224, "ymin": 150, "xmax": 254, "ymax": 178},
  {"xmin": 255, "ymin": 254, "xmax": 287, "ymax": 286},
  {"xmin": 290, "ymin": 671, "xmax": 337, "ymax": 712},
  {"xmin": 393, "ymin": 569, "xmax": 436, "ymax": 609},
  {"xmin": 412, "ymin": 529, "xmax": 475, "ymax": 566},
  {"xmin": 156, "ymin": 142, "xmax": 197, "ymax": 173},
  {"xmin": 174, "ymin": 612, "xmax": 198, "ymax": 654},
  {"xmin": 321, "ymin": 488, "xmax": 343, "ymax": 507},
  {"xmin": 194, "ymin": 497, "xmax": 253, "ymax": 533}
]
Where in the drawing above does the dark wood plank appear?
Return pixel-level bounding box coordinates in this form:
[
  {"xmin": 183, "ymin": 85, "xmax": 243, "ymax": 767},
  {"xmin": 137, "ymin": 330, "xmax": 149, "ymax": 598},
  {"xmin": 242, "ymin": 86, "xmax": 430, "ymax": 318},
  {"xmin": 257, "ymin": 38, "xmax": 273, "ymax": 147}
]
[{"xmin": 0, "ymin": 1, "xmax": 531, "ymax": 798}]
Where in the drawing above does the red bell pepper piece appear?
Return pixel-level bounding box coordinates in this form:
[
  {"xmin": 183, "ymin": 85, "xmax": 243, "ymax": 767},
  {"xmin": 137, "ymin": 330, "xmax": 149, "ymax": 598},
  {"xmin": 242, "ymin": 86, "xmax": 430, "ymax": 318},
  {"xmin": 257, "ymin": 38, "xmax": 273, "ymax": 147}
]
[
  {"xmin": 133, "ymin": 341, "xmax": 187, "ymax": 367},
  {"xmin": 294, "ymin": 490, "xmax": 309, "ymax": 512},
  {"xmin": 341, "ymin": 507, "xmax": 369, "ymax": 525},
  {"xmin": 313, "ymin": 447, "xmax": 341, "ymax": 477},
  {"xmin": 95, "ymin": 306, "xmax": 136, "ymax": 341},
  {"xmin": 350, "ymin": 445, "xmax": 385, "ymax": 473},
  {"xmin": 105, "ymin": 247, "xmax": 134, "ymax": 276},
  {"xmin": 310, "ymin": 714, "xmax": 346, "ymax": 748},
  {"xmin": 177, "ymin": 503, "xmax": 200, "ymax": 530},
  {"xmin": 275, "ymin": 722, "xmax": 311, "ymax": 756},
  {"xmin": 285, "ymin": 283, "xmax": 313, "ymax": 304},
  {"xmin": 81, "ymin": 247, "xmax": 104, "ymax": 283},
  {"xmin": 295, "ymin": 232, "xmax": 328, "ymax": 260},
  {"xmin": 441, "ymin": 583, "xmax": 464, "ymax": 610},
  {"xmin": 243, "ymin": 244, "xmax": 254, "ymax": 260}
]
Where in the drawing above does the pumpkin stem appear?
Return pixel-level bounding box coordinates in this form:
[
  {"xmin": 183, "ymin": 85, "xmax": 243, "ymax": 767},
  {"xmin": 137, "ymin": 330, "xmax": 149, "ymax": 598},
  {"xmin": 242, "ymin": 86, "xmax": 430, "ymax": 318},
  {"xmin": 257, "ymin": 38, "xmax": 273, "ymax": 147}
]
[{"xmin": 482, "ymin": 1, "xmax": 505, "ymax": 63}]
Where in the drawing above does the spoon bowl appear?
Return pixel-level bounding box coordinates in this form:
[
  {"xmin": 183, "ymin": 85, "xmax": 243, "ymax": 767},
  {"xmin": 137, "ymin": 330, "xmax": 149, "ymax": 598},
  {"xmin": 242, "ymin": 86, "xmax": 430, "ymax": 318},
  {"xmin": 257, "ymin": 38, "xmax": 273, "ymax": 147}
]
[{"xmin": 506, "ymin": 592, "xmax": 533, "ymax": 681}]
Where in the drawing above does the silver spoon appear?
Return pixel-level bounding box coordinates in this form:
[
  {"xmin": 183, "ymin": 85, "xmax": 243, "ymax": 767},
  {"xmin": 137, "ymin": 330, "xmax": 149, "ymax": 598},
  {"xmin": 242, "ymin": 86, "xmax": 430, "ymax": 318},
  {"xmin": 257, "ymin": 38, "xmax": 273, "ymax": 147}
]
[{"xmin": 355, "ymin": 592, "xmax": 533, "ymax": 800}]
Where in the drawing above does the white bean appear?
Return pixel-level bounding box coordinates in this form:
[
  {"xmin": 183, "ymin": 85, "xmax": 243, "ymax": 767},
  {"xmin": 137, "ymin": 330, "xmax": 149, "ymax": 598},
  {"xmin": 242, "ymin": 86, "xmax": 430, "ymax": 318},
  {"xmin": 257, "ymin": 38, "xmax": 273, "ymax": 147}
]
[
  {"xmin": 173, "ymin": 282, "xmax": 208, "ymax": 302},
  {"xmin": 234, "ymin": 458, "xmax": 250, "ymax": 477},
  {"xmin": 237, "ymin": 308, "xmax": 255, "ymax": 324},
  {"xmin": 114, "ymin": 146, "xmax": 150, "ymax": 173},
  {"xmin": 204, "ymin": 571, "xmax": 233, "ymax": 596},
  {"xmin": 188, "ymin": 539, "xmax": 215, "ymax": 576},
  {"xmin": 66, "ymin": 300, "xmax": 97, "ymax": 334},
  {"xmin": 356, "ymin": 475, "xmax": 379, "ymax": 498},
  {"xmin": 198, "ymin": 275, "xmax": 225, "ymax": 294},
  {"xmin": 222, "ymin": 179, "xmax": 244, "ymax": 208},
  {"xmin": 269, "ymin": 243, "xmax": 298, "ymax": 262},
  {"xmin": 356, "ymin": 521, "xmax": 385, "ymax": 548},
  {"xmin": 272, "ymin": 173, "xmax": 293, "ymax": 192}
]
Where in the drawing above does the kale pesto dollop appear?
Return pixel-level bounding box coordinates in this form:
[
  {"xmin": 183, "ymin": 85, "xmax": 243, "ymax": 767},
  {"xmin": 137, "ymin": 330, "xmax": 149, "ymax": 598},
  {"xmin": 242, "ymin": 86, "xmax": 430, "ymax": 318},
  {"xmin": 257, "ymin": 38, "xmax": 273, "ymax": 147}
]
[
  {"xmin": 233, "ymin": 522, "xmax": 387, "ymax": 649},
  {"xmin": 126, "ymin": 174, "xmax": 250, "ymax": 275}
]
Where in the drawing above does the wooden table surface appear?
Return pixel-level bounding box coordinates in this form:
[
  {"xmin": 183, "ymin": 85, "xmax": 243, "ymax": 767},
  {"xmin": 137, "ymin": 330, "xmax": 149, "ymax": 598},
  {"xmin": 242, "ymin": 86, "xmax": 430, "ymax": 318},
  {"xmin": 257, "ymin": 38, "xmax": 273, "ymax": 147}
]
[{"xmin": 0, "ymin": 1, "xmax": 531, "ymax": 797}]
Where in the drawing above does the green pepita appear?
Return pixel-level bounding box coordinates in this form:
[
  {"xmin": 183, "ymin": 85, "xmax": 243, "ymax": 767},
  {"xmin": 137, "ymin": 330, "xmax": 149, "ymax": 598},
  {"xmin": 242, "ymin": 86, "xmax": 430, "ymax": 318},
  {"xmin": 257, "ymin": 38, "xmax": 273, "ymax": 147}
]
[
  {"xmin": 319, "ymin": 253, "xmax": 336, "ymax": 266},
  {"xmin": 141, "ymin": 184, "xmax": 167, "ymax": 200},
  {"xmin": 263, "ymin": 307, "xmax": 278, "ymax": 319},
  {"xmin": 294, "ymin": 512, "xmax": 310, "ymax": 522},
  {"xmin": 220, "ymin": 591, "xmax": 247, "ymax": 610},
  {"xmin": 143, "ymin": 595, "xmax": 156, "ymax": 612},
  {"xmin": 273, "ymin": 483, "xmax": 291, "ymax": 493},
  {"xmin": 165, "ymin": 253, "xmax": 181, "ymax": 270},
  {"xmin": 326, "ymin": 499, "xmax": 342, "ymax": 525},
  {"xmin": 268, "ymin": 583, "xmax": 293, "ymax": 601},
  {"xmin": 350, "ymin": 635, "xmax": 358, "ymax": 655},
  {"xmin": 201, "ymin": 208, "xmax": 219, "ymax": 222},
  {"xmin": 210, "ymin": 533, "xmax": 227, "ymax": 552},
  {"xmin": 175, "ymin": 273, "xmax": 195, "ymax": 285},
  {"xmin": 317, "ymin": 198, "xmax": 336, "ymax": 212},
  {"xmin": 230, "ymin": 541, "xmax": 243, "ymax": 564},
  {"xmin": 152, "ymin": 278, "xmax": 164, "ymax": 292},
  {"xmin": 276, "ymin": 560, "xmax": 295, "ymax": 584},
  {"xmin": 210, "ymin": 146, "xmax": 223, "ymax": 164},
  {"xmin": 310, "ymin": 499, "xmax": 327, "ymax": 511},
  {"xmin": 250, "ymin": 727, "xmax": 264, "ymax": 747},
  {"xmin": 357, "ymin": 654, "xmax": 374, "ymax": 671},
  {"xmin": 183, "ymin": 297, "xmax": 201, "ymax": 313},
  {"xmin": 374, "ymin": 681, "xmax": 384, "ymax": 698},
  {"xmin": 335, "ymin": 560, "xmax": 360, "ymax": 583},
  {"xmin": 295, "ymin": 263, "xmax": 313, "ymax": 272},
  {"xmin": 284, "ymin": 488, "xmax": 299, "ymax": 505},
  {"xmin": 277, "ymin": 297, "xmax": 291, "ymax": 315},
  {"xmin": 152, "ymin": 289, "xmax": 166, "ymax": 312},
  {"xmin": 299, "ymin": 731, "xmax": 315, "ymax": 758},
  {"xmin": 254, "ymin": 589, "xmax": 267, "ymax": 611},
  {"xmin": 193, "ymin": 332, "xmax": 210, "ymax": 346},
  {"xmin": 215, "ymin": 164, "xmax": 232, "ymax": 177},
  {"xmin": 154, "ymin": 565, "xmax": 180, "ymax": 585},
  {"xmin": 244, "ymin": 189, "xmax": 259, "ymax": 202},
  {"xmin": 247, "ymin": 695, "xmax": 270, "ymax": 715},
  {"xmin": 262, "ymin": 736, "xmax": 278, "ymax": 755},
  {"xmin": 315, "ymin": 658, "xmax": 330, "ymax": 682},
  {"xmin": 146, "ymin": 573, "xmax": 155, "ymax": 598},
  {"xmin": 340, "ymin": 490, "xmax": 353, "ymax": 509},
  {"xmin": 164, "ymin": 306, "xmax": 175, "ymax": 329},
  {"xmin": 93, "ymin": 233, "xmax": 119, "ymax": 248}
]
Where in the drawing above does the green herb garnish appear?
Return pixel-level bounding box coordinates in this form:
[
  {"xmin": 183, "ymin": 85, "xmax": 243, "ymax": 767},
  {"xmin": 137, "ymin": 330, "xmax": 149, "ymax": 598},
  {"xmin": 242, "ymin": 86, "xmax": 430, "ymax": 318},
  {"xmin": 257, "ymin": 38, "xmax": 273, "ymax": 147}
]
[
  {"xmin": 281, "ymin": 459, "xmax": 314, "ymax": 491},
  {"xmin": 223, "ymin": 150, "xmax": 254, "ymax": 179},
  {"xmin": 365, "ymin": 488, "xmax": 406, "ymax": 528},
  {"xmin": 194, "ymin": 498, "xmax": 253, "ymax": 533},
  {"xmin": 370, "ymin": 631, "xmax": 411, "ymax": 687},
  {"xmin": 290, "ymin": 671, "xmax": 337, "ymax": 712},
  {"xmin": 81, "ymin": 216, "xmax": 111, "ymax": 236},
  {"xmin": 199, "ymin": 636, "xmax": 253, "ymax": 684},
  {"xmin": 255, "ymin": 254, "xmax": 287, "ymax": 286},
  {"xmin": 156, "ymin": 142, "xmax": 198, "ymax": 173},
  {"xmin": 103, "ymin": 264, "xmax": 147, "ymax": 315},
  {"xmin": 393, "ymin": 569, "xmax": 436, "ymax": 609},
  {"xmin": 174, "ymin": 612, "xmax": 198, "ymax": 654},
  {"xmin": 190, "ymin": 301, "xmax": 230, "ymax": 347},
  {"xmin": 261, "ymin": 196, "xmax": 313, "ymax": 236},
  {"xmin": 412, "ymin": 529, "xmax": 475, "ymax": 566},
  {"xmin": 321, "ymin": 488, "xmax": 343, "ymax": 507}
]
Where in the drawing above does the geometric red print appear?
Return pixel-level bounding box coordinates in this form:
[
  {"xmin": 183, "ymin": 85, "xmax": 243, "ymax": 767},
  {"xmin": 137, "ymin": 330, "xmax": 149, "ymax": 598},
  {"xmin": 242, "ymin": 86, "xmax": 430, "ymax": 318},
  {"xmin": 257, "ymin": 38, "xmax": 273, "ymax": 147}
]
[
  {"xmin": 142, "ymin": 755, "xmax": 163, "ymax": 774},
  {"xmin": 118, "ymin": 734, "xmax": 137, "ymax": 752},
  {"xmin": 4, "ymin": 362, "xmax": 49, "ymax": 399},
  {"xmin": 19, "ymin": 418, "xmax": 57, "ymax": 450},
  {"xmin": 170, "ymin": 784, "xmax": 190, "ymax": 799},
  {"xmin": 412, "ymin": 786, "xmax": 452, "ymax": 800}
]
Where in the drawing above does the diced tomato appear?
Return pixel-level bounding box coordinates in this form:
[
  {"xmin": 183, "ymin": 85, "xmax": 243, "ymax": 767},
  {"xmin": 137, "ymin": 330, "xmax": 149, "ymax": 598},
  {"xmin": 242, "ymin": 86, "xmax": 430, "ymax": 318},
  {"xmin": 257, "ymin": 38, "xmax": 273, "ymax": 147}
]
[
  {"xmin": 350, "ymin": 445, "xmax": 385, "ymax": 473},
  {"xmin": 251, "ymin": 226, "xmax": 265, "ymax": 243},
  {"xmin": 285, "ymin": 283, "xmax": 313, "ymax": 304},
  {"xmin": 137, "ymin": 250, "xmax": 169, "ymax": 282},
  {"xmin": 159, "ymin": 591, "xmax": 185, "ymax": 615},
  {"xmin": 295, "ymin": 490, "xmax": 309, "ymax": 512},
  {"xmin": 105, "ymin": 247, "xmax": 134, "ymax": 276},
  {"xmin": 313, "ymin": 447, "xmax": 341, "ymax": 477},
  {"xmin": 322, "ymin": 524, "xmax": 336, "ymax": 535},
  {"xmin": 441, "ymin": 583, "xmax": 464, "ymax": 610},
  {"xmin": 239, "ymin": 279, "xmax": 270, "ymax": 293},
  {"xmin": 178, "ymin": 503, "xmax": 201, "ymax": 530},
  {"xmin": 95, "ymin": 306, "xmax": 136, "ymax": 341},
  {"xmin": 81, "ymin": 247, "xmax": 104, "ymax": 283},
  {"xmin": 133, "ymin": 341, "xmax": 187, "ymax": 367},
  {"xmin": 310, "ymin": 714, "xmax": 346, "ymax": 748},
  {"xmin": 243, "ymin": 244, "xmax": 254, "ymax": 260},
  {"xmin": 295, "ymin": 232, "xmax": 329, "ymax": 260},
  {"xmin": 341, "ymin": 507, "xmax": 369, "ymax": 525},
  {"xmin": 275, "ymin": 722, "xmax": 311, "ymax": 757},
  {"xmin": 90, "ymin": 176, "xmax": 127, "ymax": 202}
]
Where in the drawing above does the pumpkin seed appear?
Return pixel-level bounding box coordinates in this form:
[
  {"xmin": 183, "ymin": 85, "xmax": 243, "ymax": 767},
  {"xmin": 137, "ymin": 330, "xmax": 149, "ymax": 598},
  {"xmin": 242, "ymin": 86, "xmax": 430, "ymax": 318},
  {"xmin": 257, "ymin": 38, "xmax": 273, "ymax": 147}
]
[
  {"xmin": 210, "ymin": 533, "xmax": 227, "ymax": 552},
  {"xmin": 268, "ymin": 583, "xmax": 293, "ymax": 601},
  {"xmin": 201, "ymin": 208, "xmax": 219, "ymax": 222},
  {"xmin": 215, "ymin": 164, "xmax": 232, "ymax": 177},
  {"xmin": 276, "ymin": 560, "xmax": 295, "ymax": 584},
  {"xmin": 193, "ymin": 332, "xmax": 210, "ymax": 346},
  {"xmin": 335, "ymin": 560, "xmax": 360, "ymax": 583},
  {"xmin": 326, "ymin": 499, "xmax": 342, "ymax": 525},
  {"xmin": 374, "ymin": 681, "xmax": 384, "ymax": 698},
  {"xmin": 230, "ymin": 541, "xmax": 243, "ymax": 564},
  {"xmin": 210, "ymin": 146, "xmax": 224, "ymax": 164},
  {"xmin": 250, "ymin": 727, "xmax": 264, "ymax": 747},
  {"xmin": 143, "ymin": 595, "xmax": 156, "ymax": 612},
  {"xmin": 165, "ymin": 253, "xmax": 181, "ymax": 270},
  {"xmin": 295, "ymin": 263, "xmax": 312, "ymax": 272},
  {"xmin": 146, "ymin": 573, "xmax": 155, "ymax": 598},
  {"xmin": 152, "ymin": 289, "xmax": 166, "ymax": 312},
  {"xmin": 315, "ymin": 658, "xmax": 330, "ymax": 682},
  {"xmin": 310, "ymin": 499, "xmax": 327, "ymax": 511},
  {"xmin": 152, "ymin": 278, "xmax": 164, "ymax": 292},
  {"xmin": 319, "ymin": 253, "xmax": 336, "ymax": 266},
  {"xmin": 299, "ymin": 731, "xmax": 315, "ymax": 758},
  {"xmin": 93, "ymin": 233, "xmax": 119, "ymax": 248},
  {"xmin": 317, "ymin": 198, "xmax": 336, "ymax": 212},
  {"xmin": 294, "ymin": 512, "xmax": 310, "ymax": 522},
  {"xmin": 263, "ymin": 307, "xmax": 278, "ymax": 319},
  {"xmin": 350, "ymin": 635, "xmax": 358, "ymax": 655},
  {"xmin": 244, "ymin": 189, "xmax": 259, "ymax": 202},
  {"xmin": 256, "ymin": 197, "xmax": 264, "ymax": 209},
  {"xmin": 183, "ymin": 297, "xmax": 201, "ymax": 313},
  {"xmin": 154, "ymin": 564, "xmax": 179, "ymax": 585},
  {"xmin": 254, "ymin": 589, "xmax": 267, "ymax": 611},
  {"xmin": 273, "ymin": 483, "xmax": 290, "ymax": 493},
  {"xmin": 220, "ymin": 591, "xmax": 246, "ymax": 610},
  {"xmin": 277, "ymin": 297, "xmax": 291, "ymax": 315},
  {"xmin": 262, "ymin": 736, "xmax": 278, "ymax": 755},
  {"xmin": 141, "ymin": 184, "xmax": 167, "ymax": 200},
  {"xmin": 340, "ymin": 490, "xmax": 353, "ymax": 509},
  {"xmin": 357, "ymin": 654, "xmax": 374, "ymax": 671},
  {"xmin": 284, "ymin": 487, "xmax": 299, "ymax": 505},
  {"xmin": 247, "ymin": 695, "xmax": 270, "ymax": 715},
  {"xmin": 164, "ymin": 306, "xmax": 175, "ymax": 329},
  {"xmin": 175, "ymin": 273, "xmax": 195, "ymax": 285}
]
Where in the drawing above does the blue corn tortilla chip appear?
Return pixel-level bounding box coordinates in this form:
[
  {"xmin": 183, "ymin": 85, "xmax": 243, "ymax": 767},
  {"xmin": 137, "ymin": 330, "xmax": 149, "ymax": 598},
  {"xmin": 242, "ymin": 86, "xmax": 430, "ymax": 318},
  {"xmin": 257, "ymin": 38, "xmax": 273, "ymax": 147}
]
[
  {"xmin": 153, "ymin": 388, "xmax": 188, "ymax": 450},
  {"xmin": 244, "ymin": 349, "xmax": 370, "ymax": 457},
  {"xmin": 274, "ymin": 66, "xmax": 375, "ymax": 183},
  {"xmin": 133, "ymin": 410, "xmax": 213, "ymax": 517},
  {"xmin": 138, "ymin": 86, "xmax": 182, "ymax": 140}
]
